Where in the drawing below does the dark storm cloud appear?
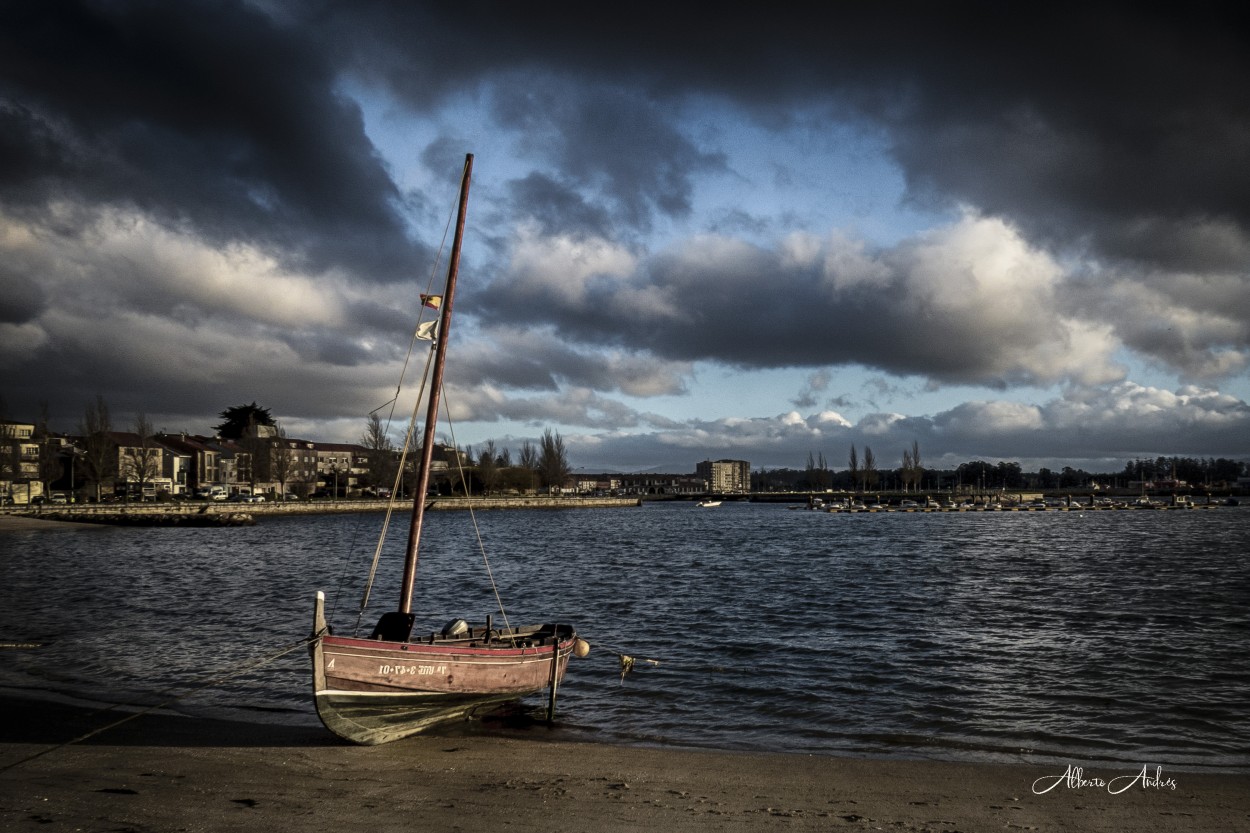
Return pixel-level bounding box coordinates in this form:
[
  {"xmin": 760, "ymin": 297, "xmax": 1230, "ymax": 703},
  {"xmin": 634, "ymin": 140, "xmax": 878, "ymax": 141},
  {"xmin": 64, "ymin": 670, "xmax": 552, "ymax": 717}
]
[
  {"xmin": 453, "ymin": 326, "xmax": 689, "ymax": 399},
  {"xmin": 311, "ymin": 1, "xmax": 733, "ymax": 232},
  {"xmin": 505, "ymin": 173, "xmax": 614, "ymax": 239},
  {"xmin": 325, "ymin": 1, "xmax": 1250, "ymax": 230},
  {"xmin": 0, "ymin": 263, "xmax": 47, "ymax": 325},
  {"xmin": 478, "ymin": 216, "xmax": 1118, "ymax": 388},
  {"xmin": 317, "ymin": 1, "xmax": 1250, "ymax": 380},
  {"xmin": 0, "ymin": 0, "xmax": 422, "ymax": 283},
  {"xmin": 4, "ymin": 0, "xmax": 1247, "ymax": 468},
  {"xmin": 877, "ymin": 6, "xmax": 1250, "ymax": 266},
  {"xmin": 487, "ymin": 79, "xmax": 727, "ymax": 231}
]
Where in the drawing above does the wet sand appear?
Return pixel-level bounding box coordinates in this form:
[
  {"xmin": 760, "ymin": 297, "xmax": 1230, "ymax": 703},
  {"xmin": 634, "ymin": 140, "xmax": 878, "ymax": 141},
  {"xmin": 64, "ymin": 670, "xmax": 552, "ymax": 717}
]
[{"xmin": 0, "ymin": 697, "xmax": 1245, "ymax": 832}]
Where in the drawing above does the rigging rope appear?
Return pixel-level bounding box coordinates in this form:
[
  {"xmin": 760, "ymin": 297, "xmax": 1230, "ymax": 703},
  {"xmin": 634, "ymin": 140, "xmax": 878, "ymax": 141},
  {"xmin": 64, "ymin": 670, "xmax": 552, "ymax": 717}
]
[
  {"xmin": 346, "ymin": 155, "xmax": 517, "ymax": 638},
  {"xmin": 441, "ymin": 394, "xmax": 516, "ymax": 643},
  {"xmin": 335, "ymin": 165, "xmax": 463, "ymax": 633},
  {"xmin": 353, "ymin": 346, "xmax": 435, "ymax": 635}
]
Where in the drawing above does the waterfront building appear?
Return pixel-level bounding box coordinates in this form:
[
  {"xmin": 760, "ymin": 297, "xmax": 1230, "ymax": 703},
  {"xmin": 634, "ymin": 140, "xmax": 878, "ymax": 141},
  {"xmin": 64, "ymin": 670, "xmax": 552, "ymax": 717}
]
[{"xmin": 696, "ymin": 459, "xmax": 752, "ymax": 493}]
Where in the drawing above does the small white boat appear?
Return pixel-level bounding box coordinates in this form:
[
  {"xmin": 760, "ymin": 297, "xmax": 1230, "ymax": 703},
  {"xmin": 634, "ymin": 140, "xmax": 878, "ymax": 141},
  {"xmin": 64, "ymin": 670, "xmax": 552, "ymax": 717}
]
[{"xmin": 697, "ymin": 499, "xmax": 722, "ymax": 507}]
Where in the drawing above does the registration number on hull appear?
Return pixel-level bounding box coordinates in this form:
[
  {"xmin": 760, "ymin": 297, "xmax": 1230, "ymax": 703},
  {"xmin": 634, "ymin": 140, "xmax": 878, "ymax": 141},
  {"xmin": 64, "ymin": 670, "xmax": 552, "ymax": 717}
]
[{"xmin": 379, "ymin": 664, "xmax": 449, "ymax": 676}]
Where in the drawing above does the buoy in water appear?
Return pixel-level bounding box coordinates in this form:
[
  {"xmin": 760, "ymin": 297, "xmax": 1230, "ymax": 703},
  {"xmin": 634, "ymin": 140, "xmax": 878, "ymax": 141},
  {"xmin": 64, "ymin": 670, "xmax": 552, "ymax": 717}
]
[{"xmin": 573, "ymin": 638, "xmax": 591, "ymax": 658}]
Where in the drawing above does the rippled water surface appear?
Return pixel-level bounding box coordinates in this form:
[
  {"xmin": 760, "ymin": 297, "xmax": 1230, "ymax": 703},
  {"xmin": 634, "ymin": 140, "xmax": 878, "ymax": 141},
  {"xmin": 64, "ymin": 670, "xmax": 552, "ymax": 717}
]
[{"xmin": 2, "ymin": 502, "xmax": 1248, "ymax": 770}]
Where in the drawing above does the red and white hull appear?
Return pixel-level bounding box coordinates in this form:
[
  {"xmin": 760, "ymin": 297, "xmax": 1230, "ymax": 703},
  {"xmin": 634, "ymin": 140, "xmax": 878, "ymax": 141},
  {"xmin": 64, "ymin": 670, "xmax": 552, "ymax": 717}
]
[{"xmin": 310, "ymin": 594, "xmax": 577, "ymax": 744}]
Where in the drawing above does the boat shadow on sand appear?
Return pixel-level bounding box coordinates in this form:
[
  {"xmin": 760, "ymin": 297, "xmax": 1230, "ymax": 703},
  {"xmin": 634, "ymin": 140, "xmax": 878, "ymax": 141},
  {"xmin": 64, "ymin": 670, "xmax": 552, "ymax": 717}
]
[{"xmin": 0, "ymin": 695, "xmax": 558, "ymax": 752}]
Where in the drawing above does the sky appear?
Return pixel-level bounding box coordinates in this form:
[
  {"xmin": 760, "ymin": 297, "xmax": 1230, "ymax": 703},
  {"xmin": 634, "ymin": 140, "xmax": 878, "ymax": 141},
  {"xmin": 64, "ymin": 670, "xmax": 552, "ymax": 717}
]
[{"xmin": 2, "ymin": 1, "xmax": 1248, "ymax": 475}]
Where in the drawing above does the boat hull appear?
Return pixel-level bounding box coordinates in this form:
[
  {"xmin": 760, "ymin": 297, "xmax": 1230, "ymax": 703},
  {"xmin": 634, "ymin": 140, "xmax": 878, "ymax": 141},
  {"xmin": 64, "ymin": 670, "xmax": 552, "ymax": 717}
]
[{"xmin": 310, "ymin": 618, "xmax": 576, "ymax": 745}]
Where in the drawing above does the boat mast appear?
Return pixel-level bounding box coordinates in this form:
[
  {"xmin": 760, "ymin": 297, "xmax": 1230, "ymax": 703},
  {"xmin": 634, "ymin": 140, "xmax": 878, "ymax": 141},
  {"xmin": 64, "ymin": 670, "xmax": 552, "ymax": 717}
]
[{"xmin": 399, "ymin": 153, "xmax": 473, "ymax": 615}]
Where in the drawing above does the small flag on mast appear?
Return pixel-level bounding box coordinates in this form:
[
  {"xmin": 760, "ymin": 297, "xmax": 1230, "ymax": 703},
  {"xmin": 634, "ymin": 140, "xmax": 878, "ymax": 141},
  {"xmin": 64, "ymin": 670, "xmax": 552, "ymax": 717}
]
[
  {"xmin": 416, "ymin": 320, "xmax": 439, "ymax": 341},
  {"xmin": 420, "ymin": 294, "xmax": 442, "ymax": 310}
]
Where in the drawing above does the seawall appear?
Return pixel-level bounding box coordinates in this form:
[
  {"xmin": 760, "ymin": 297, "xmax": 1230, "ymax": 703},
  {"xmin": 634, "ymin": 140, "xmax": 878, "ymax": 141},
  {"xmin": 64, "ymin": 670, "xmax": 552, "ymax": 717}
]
[{"xmin": 2, "ymin": 495, "xmax": 642, "ymax": 522}]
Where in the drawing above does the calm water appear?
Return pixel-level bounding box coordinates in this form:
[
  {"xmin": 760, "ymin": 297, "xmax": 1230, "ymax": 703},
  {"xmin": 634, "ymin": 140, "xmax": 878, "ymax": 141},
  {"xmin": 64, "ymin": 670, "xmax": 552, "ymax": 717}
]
[{"xmin": 2, "ymin": 502, "xmax": 1248, "ymax": 771}]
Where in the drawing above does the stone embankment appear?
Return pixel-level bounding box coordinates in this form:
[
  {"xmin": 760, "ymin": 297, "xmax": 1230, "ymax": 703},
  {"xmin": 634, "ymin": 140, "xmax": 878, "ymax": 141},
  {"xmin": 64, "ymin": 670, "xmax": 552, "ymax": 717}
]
[{"xmin": 1, "ymin": 495, "xmax": 642, "ymax": 526}]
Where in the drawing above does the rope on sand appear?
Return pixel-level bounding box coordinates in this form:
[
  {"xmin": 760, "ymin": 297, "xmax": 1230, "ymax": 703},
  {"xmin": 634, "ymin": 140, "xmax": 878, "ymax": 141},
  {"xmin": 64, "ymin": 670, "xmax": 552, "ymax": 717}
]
[{"xmin": 0, "ymin": 635, "xmax": 316, "ymax": 773}]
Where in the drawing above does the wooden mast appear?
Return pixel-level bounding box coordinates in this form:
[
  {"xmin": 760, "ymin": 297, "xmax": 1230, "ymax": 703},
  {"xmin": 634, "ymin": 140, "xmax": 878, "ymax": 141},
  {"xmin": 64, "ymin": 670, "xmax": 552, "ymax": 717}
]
[{"xmin": 399, "ymin": 153, "xmax": 473, "ymax": 615}]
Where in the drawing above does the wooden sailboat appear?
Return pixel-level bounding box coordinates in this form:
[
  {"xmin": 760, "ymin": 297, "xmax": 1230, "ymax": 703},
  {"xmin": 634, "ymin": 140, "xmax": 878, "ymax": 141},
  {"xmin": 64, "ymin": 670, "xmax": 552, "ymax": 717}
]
[{"xmin": 310, "ymin": 154, "xmax": 586, "ymax": 745}]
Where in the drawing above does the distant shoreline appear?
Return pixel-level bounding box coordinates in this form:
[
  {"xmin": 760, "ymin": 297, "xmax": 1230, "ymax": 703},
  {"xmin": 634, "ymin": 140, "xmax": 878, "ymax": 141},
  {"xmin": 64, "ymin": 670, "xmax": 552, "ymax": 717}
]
[
  {"xmin": 3, "ymin": 492, "xmax": 1238, "ymax": 530},
  {"xmin": 0, "ymin": 496, "xmax": 642, "ymax": 529}
]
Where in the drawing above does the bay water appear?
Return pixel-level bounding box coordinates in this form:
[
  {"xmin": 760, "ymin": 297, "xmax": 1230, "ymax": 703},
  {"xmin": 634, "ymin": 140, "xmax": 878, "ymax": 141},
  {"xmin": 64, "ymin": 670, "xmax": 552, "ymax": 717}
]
[{"xmin": 2, "ymin": 501, "xmax": 1247, "ymax": 771}]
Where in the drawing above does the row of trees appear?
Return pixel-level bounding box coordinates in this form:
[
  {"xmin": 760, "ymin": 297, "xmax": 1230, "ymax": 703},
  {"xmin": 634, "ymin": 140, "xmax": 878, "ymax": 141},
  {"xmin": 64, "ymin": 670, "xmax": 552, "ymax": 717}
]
[
  {"xmin": 1119, "ymin": 456, "xmax": 1245, "ymax": 487},
  {"xmin": 360, "ymin": 413, "xmax": 572, "ymax": 496},
  {"xmin": 780, "ymin": 446, "xmax": 1248, "ymax": 493},
  {"xmin": 469, "ymin": 429, "xmax": 571, "ymax": 494},
  {"xmin": 804, "ymin": 441, "xmax": 926, "ymax": 492}
]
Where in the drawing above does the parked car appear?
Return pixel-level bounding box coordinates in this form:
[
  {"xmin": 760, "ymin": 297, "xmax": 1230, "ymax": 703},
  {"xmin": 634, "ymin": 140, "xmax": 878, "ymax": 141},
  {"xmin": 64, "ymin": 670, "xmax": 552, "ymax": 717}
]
[{"xmin": 241, "ymin": 494, "xmax": 266, "ymax": 503}]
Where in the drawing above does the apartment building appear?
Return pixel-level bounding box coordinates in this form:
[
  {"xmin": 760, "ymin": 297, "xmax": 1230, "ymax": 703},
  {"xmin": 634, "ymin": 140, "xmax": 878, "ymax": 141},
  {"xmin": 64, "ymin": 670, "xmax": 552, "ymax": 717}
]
[{"xmin": 696, "ymin": 459, "xmax": 752, "ymax": 493}]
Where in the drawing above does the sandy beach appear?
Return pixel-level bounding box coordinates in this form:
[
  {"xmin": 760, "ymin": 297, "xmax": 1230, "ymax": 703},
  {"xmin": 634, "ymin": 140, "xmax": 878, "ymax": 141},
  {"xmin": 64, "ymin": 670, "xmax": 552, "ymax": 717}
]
[{"xmin": 0, "ymin": 697, "xmax": 1245, "ymax": 832}]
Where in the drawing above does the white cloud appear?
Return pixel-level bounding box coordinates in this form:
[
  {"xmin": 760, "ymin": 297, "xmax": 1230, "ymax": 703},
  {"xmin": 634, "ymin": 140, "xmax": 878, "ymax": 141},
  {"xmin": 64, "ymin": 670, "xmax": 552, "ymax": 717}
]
[
  {"xmin": 508, "ymin": 221, "xmax": 638, "ymax": 306},
  {"xmin": 937, "ymin": 400, "xmax": 1045, "ymax": 435},
  {"xmin": 19, "ymin": 207, "xmax": 346, "ymax": 328},
  {"xmin": 1045, "ymin": 382, "xmax": 1250, "ymax": 431},
  {"xmin": 880, "ymin": 212, "xmax": 1125, "ymax": 386}
]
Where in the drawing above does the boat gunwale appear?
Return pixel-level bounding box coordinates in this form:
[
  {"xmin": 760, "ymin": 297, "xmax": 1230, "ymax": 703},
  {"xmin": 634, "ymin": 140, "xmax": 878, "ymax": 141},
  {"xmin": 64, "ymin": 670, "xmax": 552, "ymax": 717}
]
[{"xmin": 320, "ymin": 633, "xmax": 576, "ymax": 659}]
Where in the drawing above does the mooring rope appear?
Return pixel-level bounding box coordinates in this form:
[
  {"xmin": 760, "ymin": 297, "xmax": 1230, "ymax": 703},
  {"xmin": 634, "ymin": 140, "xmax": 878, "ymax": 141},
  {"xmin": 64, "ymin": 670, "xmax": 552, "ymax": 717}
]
[
  {"xmin": 582, "ymin": 638, "xmax": 663, "ymax": 682},
  {"xmin": 0, "ymin": 635, "xmax": 317, "ymax": 774}
]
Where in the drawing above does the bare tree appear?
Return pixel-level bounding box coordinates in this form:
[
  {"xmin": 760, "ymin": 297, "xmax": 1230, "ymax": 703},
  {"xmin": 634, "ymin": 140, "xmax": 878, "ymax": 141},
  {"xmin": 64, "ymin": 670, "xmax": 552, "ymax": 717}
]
[
  {"xmin": 862, "ymin": 446, "xmax": 878, "ymax": 491},
  {"xmin": 537, "ymin": 429, "xmax": 570, "ymax": 492},
  {"xmin": 269, "ymin": 424, "xmax": 295, "ymax": 497},
  {"xmin": 79, "ymin": 395, "xmax": 115, "ymax": 502},
  {"xmin": 34, "ymin": 402, "xmax": 64, "ymax": 498},
  {"xmin": 848, "ymin": 445, "xmax": 860, "ymax": 492},
  {"xmin": 805, "ymin": 451, "xmax": 830, "ymax": 490},
  {"xmin": 360, "ymin": 414, "xmax": 396, "ymax": 493},
  {"xmin": 477, "ymin": 439, "xmax": 501, "ymax": 495},
  {"xmin": 518, "ymin": 440, "xmax": 538, "ymax": 471},
  {"xmin": 121, "ymin": 412, "xmax": 163, "ymax": 498},
  {"xmin": 912, "ymin": 440, "xmax": 923, "ymax": 491}
]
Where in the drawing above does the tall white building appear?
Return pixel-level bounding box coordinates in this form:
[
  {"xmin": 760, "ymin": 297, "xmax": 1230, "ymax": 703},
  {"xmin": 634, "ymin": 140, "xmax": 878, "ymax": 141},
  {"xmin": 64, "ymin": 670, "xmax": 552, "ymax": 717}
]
[{"xmin": 696, "ymin": 459, "xmax": 751, "ymax": 493}]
